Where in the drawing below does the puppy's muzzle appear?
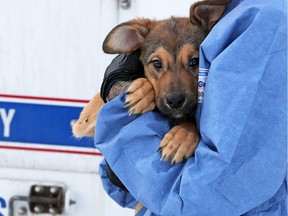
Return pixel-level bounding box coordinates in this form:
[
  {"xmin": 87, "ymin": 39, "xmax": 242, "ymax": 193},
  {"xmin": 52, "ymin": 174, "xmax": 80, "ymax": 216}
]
[{"xmin": 165, "ymin": 93, "xmax": 186, "ymax": 109}]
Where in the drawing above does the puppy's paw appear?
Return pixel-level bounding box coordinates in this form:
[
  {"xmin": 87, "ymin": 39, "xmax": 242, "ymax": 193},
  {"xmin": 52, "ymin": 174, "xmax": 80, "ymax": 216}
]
[
  {"xmin": 125, "ymin": 78, "xmax": 156, "ymax": 115},
  {"xmin": 159, "ymin": 121, "xmax": 199, "ymax": 165}
]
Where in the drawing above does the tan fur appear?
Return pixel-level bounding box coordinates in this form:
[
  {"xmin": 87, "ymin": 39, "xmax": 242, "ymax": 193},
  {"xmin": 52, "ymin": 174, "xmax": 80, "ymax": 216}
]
[
  {"xmin": 72, "ymin": 93, "xmax": 104, "ymax": 138},
  {"xmin": 135, "ymin": 203, "xmax": 143, "ymax": 214}
]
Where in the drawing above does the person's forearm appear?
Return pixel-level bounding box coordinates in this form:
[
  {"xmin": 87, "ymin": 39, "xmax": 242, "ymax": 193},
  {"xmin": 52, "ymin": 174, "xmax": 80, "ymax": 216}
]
[{"xmin": 106, "ymin": 81, "xmax": 131, "ymax": 102}]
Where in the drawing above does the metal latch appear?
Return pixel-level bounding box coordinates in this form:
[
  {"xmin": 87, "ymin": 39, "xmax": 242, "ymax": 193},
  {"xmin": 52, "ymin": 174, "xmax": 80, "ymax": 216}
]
[{"xmin": 9, "ymin": 185, "xmax": 74, "ymax": 215}]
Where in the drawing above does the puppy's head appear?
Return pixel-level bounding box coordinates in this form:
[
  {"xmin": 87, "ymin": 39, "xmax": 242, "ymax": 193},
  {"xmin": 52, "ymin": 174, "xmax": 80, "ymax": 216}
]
[{"xmin": 103, "ymin": 0, "xmax": 229, "ymax": 119}]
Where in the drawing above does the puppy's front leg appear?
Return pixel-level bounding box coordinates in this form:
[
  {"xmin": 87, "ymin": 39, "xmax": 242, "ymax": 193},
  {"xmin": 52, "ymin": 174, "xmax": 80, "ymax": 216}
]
[
  {"xmin": 159, "ymin": 121, "xmax": 200, "ymax": 165},
  {"xmin": 125, "ymin": 78, "xmax": 156, "ymax": 115}
]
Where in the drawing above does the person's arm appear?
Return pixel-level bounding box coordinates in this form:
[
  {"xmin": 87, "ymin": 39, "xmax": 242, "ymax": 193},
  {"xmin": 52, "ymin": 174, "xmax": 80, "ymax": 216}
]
[
  {"xmin": 99, "ymin": 51, "xmax": 145, "ymax": 208},
  {"xmin": 100, "ymin": 51, "xmax": 144, "ymax": 103},
  {"xmin": 96, "ymin": 1, "xmax": 287, "ymax": 215}
]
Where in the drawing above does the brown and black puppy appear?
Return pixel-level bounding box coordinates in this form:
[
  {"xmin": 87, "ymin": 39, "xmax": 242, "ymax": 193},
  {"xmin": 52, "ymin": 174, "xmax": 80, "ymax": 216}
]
[{"xmin": 103, "ymin": 0, "xmax": 230, "ymax": 165}]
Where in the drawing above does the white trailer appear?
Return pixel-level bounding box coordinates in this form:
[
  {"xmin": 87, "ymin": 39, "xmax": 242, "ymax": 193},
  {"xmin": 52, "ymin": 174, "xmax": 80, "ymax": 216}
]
[{"xmin": 0, "ymin": 1, "xmax": 196, "ymax": 215}]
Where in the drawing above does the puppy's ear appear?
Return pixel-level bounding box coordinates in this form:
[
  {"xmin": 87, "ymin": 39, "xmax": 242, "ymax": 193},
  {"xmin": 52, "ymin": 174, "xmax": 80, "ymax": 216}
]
[
  {"xmin": 103, "ymin": 19, "xmax": 154, "ymax": 54},
  {"xmin": 190, "ymin": 0, "xmax": 230, "ymax": 31}
]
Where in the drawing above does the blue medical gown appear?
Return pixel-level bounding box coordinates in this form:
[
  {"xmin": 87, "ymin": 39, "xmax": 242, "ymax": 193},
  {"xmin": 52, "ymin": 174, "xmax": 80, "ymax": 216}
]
[{"xmin": 95, "ymin": 0, "xmax": 287, "ymax": 215}]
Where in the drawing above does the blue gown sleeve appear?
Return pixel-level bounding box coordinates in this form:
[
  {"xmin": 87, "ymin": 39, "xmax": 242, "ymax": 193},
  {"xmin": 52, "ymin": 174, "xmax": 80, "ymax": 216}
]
[
  {"xmin": 99, "ymin": 160, "xmax": 138, "ymax": 209},
  {"xmin": 95, "ymin": 0, "xmax": 287, "ymax": 215}
]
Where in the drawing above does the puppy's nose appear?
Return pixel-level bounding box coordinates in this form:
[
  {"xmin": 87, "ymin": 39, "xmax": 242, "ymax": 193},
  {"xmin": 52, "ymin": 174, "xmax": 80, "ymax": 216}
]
[{"xmin": 166, "ymin": 93, "xmax": 186, "ymax": 109}]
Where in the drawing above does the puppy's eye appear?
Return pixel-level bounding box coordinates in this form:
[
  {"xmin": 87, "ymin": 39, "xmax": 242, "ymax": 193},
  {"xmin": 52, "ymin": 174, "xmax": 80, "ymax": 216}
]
[
  {"xmin": 189, "ymin": 57, "xmax": 199, "ymax": 69},
  {"xmin": 152, "ymin": 59, "xmax": 162, "ymax": 71}
]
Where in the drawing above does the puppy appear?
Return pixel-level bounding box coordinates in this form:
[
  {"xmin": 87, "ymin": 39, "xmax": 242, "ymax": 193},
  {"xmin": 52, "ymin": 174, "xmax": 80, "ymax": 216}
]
[
  {"xmin": 102, "ymin": 0, "xmax": 230, "ymax": 165},
  {"xmin": 73, "ymin": 0, "xmax": 230, "ymax": 213}
]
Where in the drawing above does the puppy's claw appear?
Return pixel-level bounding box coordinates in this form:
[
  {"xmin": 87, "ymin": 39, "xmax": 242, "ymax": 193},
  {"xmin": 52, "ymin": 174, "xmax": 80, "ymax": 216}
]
[
  {"xmin": 171, "ymin": 160, "xmax": 177, "ymax": 166},
  {"xmin": 160, "ymin": 154, "xmax": 167, "ymax": 161},
  {"xmin": 124, "ymin": 101, "xmax": 130, "ymax": 107},
  {"xmin": 157, "ymin": 147, "xmax": 163, "ymax": 152},
  {"xmin": 128, "ymin": 109, "xmax": 135, "ymax": 116}
]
